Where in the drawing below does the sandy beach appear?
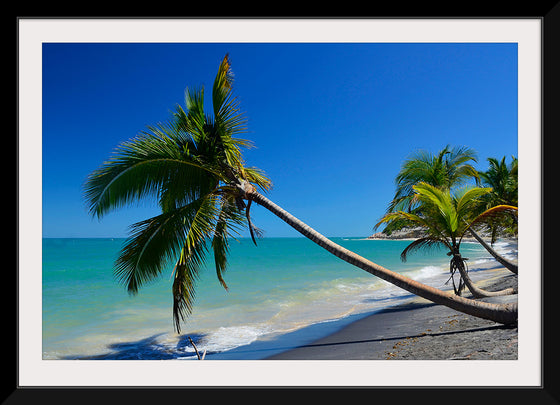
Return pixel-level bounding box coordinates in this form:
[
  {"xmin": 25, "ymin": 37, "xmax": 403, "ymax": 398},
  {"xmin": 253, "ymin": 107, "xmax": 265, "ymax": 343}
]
[{"xmin": 267, "ymin": 267, "xmax": 518, "ymax": 360}]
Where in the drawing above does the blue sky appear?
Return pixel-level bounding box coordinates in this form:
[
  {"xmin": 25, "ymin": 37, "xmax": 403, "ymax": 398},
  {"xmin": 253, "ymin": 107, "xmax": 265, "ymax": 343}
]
[{"xmin": 42, "ymin": 42, "xmax": 518, "ymax": 238}]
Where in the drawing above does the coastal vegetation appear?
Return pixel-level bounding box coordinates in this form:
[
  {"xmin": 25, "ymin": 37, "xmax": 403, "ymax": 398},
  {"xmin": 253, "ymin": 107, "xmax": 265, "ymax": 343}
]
[
  {"xmin": 466, "ymin": 155, "xmax": 518, "ymax": 274},
  {"xmin": 84, "ymin": 55, "xmax": 517, "ymax": 333},
  {"xmin": 385, "ymin": 145, "xmax": 480, "ymax": 215},
  {"xmin": 375, "ymin": 183, "xmax": 516, "ymax": 298},
  {"xmin": 377, "ymin": 147, "xmax": 518, "ymax": 275},
  {"xmin": 477, "ymin": 156, "xmax": 518, "ymax": 244}
]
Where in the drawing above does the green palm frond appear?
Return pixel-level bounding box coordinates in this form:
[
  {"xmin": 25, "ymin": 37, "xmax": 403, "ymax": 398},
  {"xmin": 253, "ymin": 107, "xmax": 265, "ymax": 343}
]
[
  {"xmin": 413, "ymin": 182, "xmax": 458, "ymax": 233},
  {"xmin": 84, "ymin": 125, "xmax": 222, "ymax": 219},
  {"xmin": 454, "ymin": 186, "xmax": 492, "ymax": 222},
  {"xmin": 211, "ymin": 196, "xmax": 245, "ymax": 290},
  {"xmin": 444, "ymin": 145, "xmax": 480, "ymax": 186},
  {"xmin": 466, "ymin": 204, "xmax": 518, "ymax": 243},
  {"xmin": 212, "ymin": 54, "xmax": 239, "ymax": 127},
  {"xmin": 479, "ymin": 156, "xmax": 518, "ymax": 207},
  {"xmin": 244, "ymin": 166, "xmax": 273, "ymax": 192},
  {"xmin": 172, "ymin": 243, "xmax": 207, "ymax": 334},
  {"xmin": 212, "ymin": 218, "xmax": 230, "ymax": 291},
  {"xmin": 412, "ymin": 182, "xmax": 451, "ymax": 208},
  {"xmin": 468, "ymin": 204, "xmax": 518, "ymax": 226},
  {"xmin": 386, "ymin": 145, "xmax": 479, "ymax": 215},
  {"xmin": 390, "ymin": 151, "xmax": 434, "ymax": 212},
  {"xmin": 114, "ymin": 205, "xmax": 196, "ymax": 294},
  {"xmin": 476, "ymin": 156, "xmax": 518, "ymax": 241},
  {"xmin": 171, "ymin": 196, "xmax": 223, "ymax": 329},
  {"xmin": 114, "ymin": 196, "xmax": 218, "ymax": 294},
  {"xmin": 375, "ymin": 211, "xmax": 428, "ymax": 233},
  {"xmin": 181, "ymin": 87, "xmax": 207, "ymax": 140},
  {"xmin": 212, "ymin": 65, "xmax": 250, "ymax": 171},
  {"xmin": 84, "ymin": 54, "xmax": 273, "ymax": 333},
  {"xmin": 380, "ymin": 182, "xmax": 494, "ymax": 261},
  {"xmin": 400, "ymin": 236, "xmax": 447, "ymax": 262}
]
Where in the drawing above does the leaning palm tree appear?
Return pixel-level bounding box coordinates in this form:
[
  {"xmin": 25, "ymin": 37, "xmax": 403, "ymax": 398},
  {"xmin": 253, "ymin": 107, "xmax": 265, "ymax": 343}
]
[
  {"xmin": 84, "ymin": 55, "xmax": 517, "ymax": 333},
  {"xmin": 376, "ymin": 182, "xmax": 516, "ymax": 298},
  {"xmin": 468, "ymin": 204, "xmax": 518, "ymax": 274},
  {"xmin": 461, "ymin": 155, "xmax": 519, "ymax": 274},
  {"xmin": 84, "ymin": 55, "xmax": 272, "ymax": 332}
]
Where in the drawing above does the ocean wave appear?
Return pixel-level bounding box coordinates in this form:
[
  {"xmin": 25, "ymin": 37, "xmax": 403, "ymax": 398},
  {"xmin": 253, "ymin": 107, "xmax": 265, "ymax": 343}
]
[
  {"xmin": 43, "ymin": 237, "xmax": 518, "ymax": 360},
  {"xmin": 198, "ymin": 324, "xmax": 273, "ymax": 353},
  {"xmin": 414, "ymin": 265, "xmax": 446, "ymax": 280}
]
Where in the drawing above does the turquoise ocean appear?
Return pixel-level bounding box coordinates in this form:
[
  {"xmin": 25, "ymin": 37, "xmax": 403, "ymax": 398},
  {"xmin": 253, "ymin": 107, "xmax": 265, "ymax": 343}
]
[{"xmin": 42, "ymin": 237, "xmax": 516, "ymax": 360}]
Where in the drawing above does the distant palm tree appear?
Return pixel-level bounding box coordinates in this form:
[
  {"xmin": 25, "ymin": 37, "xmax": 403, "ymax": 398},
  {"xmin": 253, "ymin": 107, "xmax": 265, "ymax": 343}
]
[
  {"xmin": 376, "ymin": 182, "xmax": 516, "ymax": 298},
  {"xmin": 480, "ymin": 156, "xmax": 518, "ymax": 207},
  {"xmin": 387, "ymin": 145, "xmax": 480, "ymax": 214},
  {"xmin": 84, "ymin": 55, "xmax": 517, "ymax": 332},
  {"xmin": 476, "ymin": 156, "xmax": 518, "ymax": 244},
  {"xmin": 380, "ymin": 148, "xmax": 518, "ymax": 274}
]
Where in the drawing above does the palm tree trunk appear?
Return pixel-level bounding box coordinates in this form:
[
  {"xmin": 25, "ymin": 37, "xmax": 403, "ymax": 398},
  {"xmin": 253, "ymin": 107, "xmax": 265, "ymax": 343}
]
[
  {"xmin": 247, "ymin": 189, "xmax": 517, "ymax": 325},
  {"xmin": 469, "ymin": 229, "xmax": 518, "ymax": 274},
  {"xmin": 451, "ymin": 254, "xmax": 516, "ymax": 299}
]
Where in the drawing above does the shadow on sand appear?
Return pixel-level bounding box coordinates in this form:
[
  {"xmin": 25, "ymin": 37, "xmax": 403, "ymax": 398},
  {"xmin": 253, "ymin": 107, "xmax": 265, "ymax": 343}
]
[{"xmin": 60, "ymin": 333, "xmax": 212, "ymax": 360}]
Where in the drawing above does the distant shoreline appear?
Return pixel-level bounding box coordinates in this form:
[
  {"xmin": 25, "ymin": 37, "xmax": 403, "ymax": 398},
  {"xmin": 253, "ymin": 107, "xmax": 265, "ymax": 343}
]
[
  {"xmin": 367, "ymin": 227, "xmax": 425, "ymax": 240},
  {"xmin": 367, "ymin": 228, "xmax": 518, "ymax": 244}
]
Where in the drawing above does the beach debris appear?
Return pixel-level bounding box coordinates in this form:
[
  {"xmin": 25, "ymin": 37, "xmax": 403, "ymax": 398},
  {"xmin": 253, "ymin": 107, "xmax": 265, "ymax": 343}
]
[
  {"xmin": 386, "ymin": 336, "xmax": 420, "ymax": 359},
  {"xmin": 188, "ymin": 336, "xmax": 206, "ymax": 360}
]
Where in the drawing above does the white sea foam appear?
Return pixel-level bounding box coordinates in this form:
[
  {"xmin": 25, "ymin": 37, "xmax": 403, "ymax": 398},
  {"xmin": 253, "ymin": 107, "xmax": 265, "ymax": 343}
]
[
  {"xmin": 413, "ymin": 265, "xmax": 446, "ymax": 280},
  {"xmin": 182, "ymin": 242, "xmax": 513, "ymax": 358},
  {"xmin": 199, "ymin": 324, "xmax": 272, "ymax": 353},
  {"xmin": 474, "ymin": 257, "xmax": 494, "ymax": 264}
]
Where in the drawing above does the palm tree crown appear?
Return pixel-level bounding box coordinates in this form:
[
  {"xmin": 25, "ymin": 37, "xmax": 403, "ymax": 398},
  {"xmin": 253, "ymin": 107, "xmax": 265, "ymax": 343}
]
[
  {"xmin": 378, "ymin": 182, "xmax": 492, "ymax": 259},
  {"xmin": 376, "ymin": 182, "xmax": 516, "ymax": 297},
  {"xmin": 479, "ymin": 155, "xmax": 518, "ymax": 208},
  {"xmin": 387, "ymin": 145, "xmax": 480, "ymax": 214},
  {"xmin": 84, "ymin": 55, "xmax": 271, "ymax": 332},
  {"xmin": 473, "ymin": 156, "xmax": 518, "ymax": 243}
]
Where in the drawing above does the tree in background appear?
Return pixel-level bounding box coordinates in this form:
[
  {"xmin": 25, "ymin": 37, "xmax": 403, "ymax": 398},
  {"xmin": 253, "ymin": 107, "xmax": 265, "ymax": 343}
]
[
  {"xmin": 477, "ymin": 156, "xmax": 518, "ymax": 242},
  {"xmin": 381, "ymin": 145, "xmax": 479, "ymax": 235},
  {"xmin": 376, "ymin": 182, "xmax": 516, "ymax": 298}
]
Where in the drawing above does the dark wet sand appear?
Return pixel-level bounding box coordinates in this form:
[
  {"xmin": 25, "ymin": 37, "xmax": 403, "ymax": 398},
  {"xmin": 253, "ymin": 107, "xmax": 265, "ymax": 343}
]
[{"xmin": 266, "ymin": 271, "xmax": 518, "ymax": 360}]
